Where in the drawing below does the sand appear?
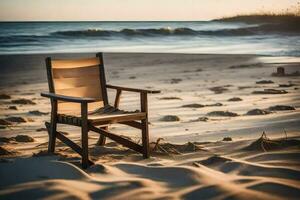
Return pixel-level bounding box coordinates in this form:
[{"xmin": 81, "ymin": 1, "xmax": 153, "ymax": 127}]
[{"xmin": 0, "ymin": 53, "xmax": 300, "ymax": 199}]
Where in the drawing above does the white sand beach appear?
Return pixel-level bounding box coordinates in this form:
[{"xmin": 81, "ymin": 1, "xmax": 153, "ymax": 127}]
[{"xmin": 0, "ymin": 53, "xmax": 300, "ymax": 199}]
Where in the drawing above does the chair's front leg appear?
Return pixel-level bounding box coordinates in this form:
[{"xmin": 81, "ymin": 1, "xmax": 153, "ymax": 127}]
[
  {"xmin": 140, "ymin": 92, "xmax": 150, "ymax": 158},
  {"xmin": 81, "ymin": 102, "xmax": 89, "ymax": 169},
  {"xmin": 48, "ymin": 99, "xmax": 57, "ymax": 153}
]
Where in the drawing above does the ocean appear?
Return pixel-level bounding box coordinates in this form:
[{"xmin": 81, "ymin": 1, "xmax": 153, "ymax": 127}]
[{"xmin": 0, "ymin": 20, "xmax": 299, "ymax": 56}]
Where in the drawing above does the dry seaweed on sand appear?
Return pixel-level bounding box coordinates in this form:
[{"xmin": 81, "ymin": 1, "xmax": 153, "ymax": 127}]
[
  {"xmin": 242, "ymin": 131, "xmax": 300, "ymax": 152},
  {"xmin": 0, "ymin": 135, "xmax": 34, "ymax": 143},
  {"xmin": 229, "ymin": 63, "xmax": 263, "ymax": 69},
  {"xmin": 246, "ymin": 109, "xmax": 271, "ymax": 115},
  {"xmin": 0, "ymin": 119, "xmax": 13, "ymax": 125},
  {"xmin": 160, "ymin": 115, "xmax": 180, "ymax": 122},
  {"xmin": 15, "ymin": 135, "xmax": 34, "ymax": 142},
  {"xmin": 0, "ymin": 94, "xmax": 11, "ymax": 99},
  {"xmin": 28, "ymin": 110, "xmax": 49, "ymax": 116},
  {"xmin": 256, "ymin": 80, "xmax": 274, "ymax": 84},
  {"xmin": 207, "ymin": 111, "xmax": 239, "ymax": 117},
  {"xmin": 190, "ymin": 117, "xmax": 209, "ymax": 122},
  {"xmin": 238, "ymin": 86, "xmax": 253, "ymax": 90},
  {"xmin": 278, "ymin": 83, "xmax": 295, "ymax": 87},
  {"xmin": 4, "ymin": 117, "xmax": 28, "ymax": 123},
  {"xmin": 252, "ymin": 89, "xmax": 288, "ymax": 94},
  {"xmin": 170, "ymin": 78, "xmax": 182, "ymax": 84},
  {"xmin": 207, "ymin": 103, "xmax": 223, "ymax": 106},
  {"xmin": 182, "ymin": 103, "xmax": 222, "ymax": 108},
  {"xmin": 159, "ymin": 97, "xmax": 182, "ymax": 100},
  {"xmin": 0, "ymin": 137, "xmax": 13, "ymax": 143},
  {"xmin": 222, "ymin": 137, "xmax": 233, "ymax": 141},
  {"xmin": 11, "ymin": 98, "xmax": 36, "ymax": 105},
  {"xmin": 228, "ymin": 97, "xmax": 243, "ymax": 101},
  {"xmin": 8, "ymin": 106, "xmax": 17, "ymax": 110},
  {"xmin": 150, "ymin": 138, "xmax": 206, "ymax": 155},
  {"xmin": 209, "ymin": 86, "xmax": 228, "ymax": 94},
  {"xmin": 36, "ymin": 128, "xmax": 47, "ymax": 132},
  {"xmin": 268, "ymin": 105, "xmax": 295, "ymax": 111},
  {"xmin": 182, "ymin": 103, "xmax": 205, "ymax": 108}
]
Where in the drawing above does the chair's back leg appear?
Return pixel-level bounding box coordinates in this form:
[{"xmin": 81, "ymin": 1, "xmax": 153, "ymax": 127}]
[
  {"xmin": 81, "ymin": 102, "xmax": 90, "ymax": 169},
  {"xmin": 141, "ymin": 118, "xmax": 150, "ymax": 158},
  {"xmin": 96, "ymin": 126, "xmax": 107, "ymax": 146},
  {"xmin": 48, "ymin": 100, "xmax": 57, "ymax": 153},
  {"xmin": 141, "ymin": 93, "xmax": 150, "ymax": 158}
]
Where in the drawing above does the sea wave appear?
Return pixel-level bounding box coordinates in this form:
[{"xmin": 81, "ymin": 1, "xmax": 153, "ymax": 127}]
[
  {"xmin": 0, "ymin": 19, "xmax": 299, "ymax": 52},
  {"xmin": 0, "ymin": 35, "xmax": 51, "ymax": 47},
  {"xmin": 1, "ymin": 21, "xmax": 299, "ymax": 45},
  {"xmin": 52, "ymin": 27, "xmax": 198, "ymax": 37},
  {"xmin": 51, "ymin": 22, "xmax": 300, "ymax": 38}
]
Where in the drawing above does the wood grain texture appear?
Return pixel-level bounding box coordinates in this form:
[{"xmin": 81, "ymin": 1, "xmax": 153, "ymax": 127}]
[
  {"xmin": 52, "ymin": 57, "xmax": 101, "ymax": 69},
  {"xmin": 89, "ymin": 112, "xmax": 146, "ymax": 125},
  {"xmin": 52, "ymin": 65, "xmax": 99, "ymax": 79},
  {"xmin": 54, "ymin": 76, "xmax": 102, "ymax": 90},
  {"xmin": 57, "ymin": 101, "xmax": 104, "ymax": 115}
]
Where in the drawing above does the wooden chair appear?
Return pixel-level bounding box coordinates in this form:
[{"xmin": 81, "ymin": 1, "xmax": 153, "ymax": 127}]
[{"xmin": 41, "ymin": 53, "xmax": 160, "ymax": 168}]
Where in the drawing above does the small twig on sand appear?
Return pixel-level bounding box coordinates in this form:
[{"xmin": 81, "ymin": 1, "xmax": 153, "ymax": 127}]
[
  {"xmin": 260, "ymin": 131, "xmax": 283, "ymax": 152},
  {"xmin": 158, "ymin": 145, "xmax": 170, "ymax": 154},
  {"xmin": 261, "ymin": 131, "xmax": 268, "ymax": 152},
  {"xmin": 283, "ymin": 129, "xmax": 288, "ymax": 140},
  {"xmin": 153, "ymin": 138, "xmax": 164, "ymax": 151}
]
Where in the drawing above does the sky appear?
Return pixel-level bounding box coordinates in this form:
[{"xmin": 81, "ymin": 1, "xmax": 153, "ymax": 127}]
[{"xmin": 0, "ymin": 0, "xmax": 299, "ymax": 21}]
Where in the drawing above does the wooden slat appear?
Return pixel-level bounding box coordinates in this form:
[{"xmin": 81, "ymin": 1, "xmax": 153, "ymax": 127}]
[
  {"xmin": 56, "ymin": 85, "xmax": 102, "ymax": 100},
  {"xmin": 54, "ymin": 76, "xmax": 102, "ymax": 90},
  {"xmin": 107, "ymin": 84, "xmax": 161, "ymax": 94},
  {"xmin": 89, "ymin": 125, "xmax": 144, "ymax": 154},
  {"xmin": 57, "ymin": 101, "xmax": 104, "ymax": 115},
  {"xmin": 52, "ymin": 65, "xmax": 99, "ymax": 79},
  {"xmin": 90, "ymin": 112, "xmax": 146, "ymax": 125},
  {"xmin": 96, "ymin": 53, "xmax": 108, "ymax": 105},
  {"xmin": 119, "ymin": 121, "xmax": 143, "ymax": 129},
  {"xmin": 52, "ymin": 57, "xmax": 101, "ymax": 69}
]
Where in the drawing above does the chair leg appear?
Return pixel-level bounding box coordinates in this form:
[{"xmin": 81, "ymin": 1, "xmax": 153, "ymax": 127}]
[
  {"xmin": 48, "ymin": 100, "xmax": 58, "ymax": 153},
  {"xmin": 81, "ymin": 103, "xmax": 89, "ymax": 169},
  {"xmin": 81, "ymin": 127, "xmax": 89, "ymax": 169},
  {"xmin": 96, "ymin": 126, "xmax": 107, "ymax": 146},
  {"xmin": 48, "ymin": 121, "xmax": 57, "ymax": 153},
  {"xmin": 141, "ymin": 118, "xmax": 150, "ymax": 158}
]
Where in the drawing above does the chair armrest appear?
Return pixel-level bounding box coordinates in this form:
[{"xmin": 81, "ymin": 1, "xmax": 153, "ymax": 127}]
[
  {"xmin": 41, "ymin": 92, "xmax": 97, "ymax": 103},
  {"xmin": 106, "ymin": 84, "xmax": 160, "ymax": 94}
]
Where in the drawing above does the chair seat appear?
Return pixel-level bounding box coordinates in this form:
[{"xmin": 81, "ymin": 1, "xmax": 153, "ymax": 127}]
[{"xmin": 57, "ymin": 105, "xmax": 146, "ymax": 126}]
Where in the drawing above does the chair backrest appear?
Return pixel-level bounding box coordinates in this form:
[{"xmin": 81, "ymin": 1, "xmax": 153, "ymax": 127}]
[{"xmin": 46, "ymin": 53, "xmax": 108, "ymax": 114}]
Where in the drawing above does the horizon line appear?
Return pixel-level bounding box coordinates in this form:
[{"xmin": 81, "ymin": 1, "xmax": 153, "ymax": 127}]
[{"xmin": 0, "ymin": 20, "xmax": 214, "ymax": 23}]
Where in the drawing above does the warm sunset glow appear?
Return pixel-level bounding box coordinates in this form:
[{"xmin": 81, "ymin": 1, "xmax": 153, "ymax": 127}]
[{"xmin": 0, "ymin": 0, "xmax": 298, "ymax": 21}]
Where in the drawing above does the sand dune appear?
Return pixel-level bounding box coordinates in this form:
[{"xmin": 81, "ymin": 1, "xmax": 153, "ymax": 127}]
[{"xmin": 1, "ymin": 137, "xmax": 300, "ymax": 200}]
